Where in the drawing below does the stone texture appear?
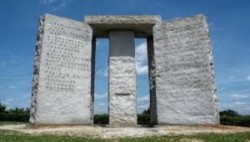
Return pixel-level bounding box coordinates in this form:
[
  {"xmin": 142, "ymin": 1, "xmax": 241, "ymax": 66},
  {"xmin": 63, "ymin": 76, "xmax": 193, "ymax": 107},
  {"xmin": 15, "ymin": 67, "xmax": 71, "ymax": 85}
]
[
  {"xmin": 84, "ymin": 15, "xmax": 161, "ymax": 37},
  {"xmin": 147, "ymin": 37, "xmax": 157, "ymax": 124},
  {"xmin": 109, "ymin": 31, "xmax": 137, "ymax": 127},
  {"xmin": 152, "ymin": 14, "xmax": 219, "ymax": 124},
  {"xmin": 30, "ymin": 14, "xmax": 94, "ymax": 125},
  {"xmin": 85, "ymin": 15, "xmax": 161, "ymax": 24},
  {"xmin": 31, "ymin": 14, "xmax": 219, "ymax": 126}
]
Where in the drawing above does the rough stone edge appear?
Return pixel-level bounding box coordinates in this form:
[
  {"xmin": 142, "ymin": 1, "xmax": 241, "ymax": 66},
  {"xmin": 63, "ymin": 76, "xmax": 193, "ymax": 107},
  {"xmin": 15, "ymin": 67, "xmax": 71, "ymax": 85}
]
[
  {"xmin": 84, "ymin": 15, "xmax": 162, "ymax": 24},
  {"xmin": 29, "ymin": 15, "xmax": 45, "ymax": 125},
  {"xmin": 147, "ymin": 37, "xmax": 157, "ymax": 124},
  {"xmin": 201, "ymin": 15, "xmax": 220, "ymax": 124},
  {"xmin": 30, "ymin": 14, "xmax": 95, "ymax": 125},
  {"xmin": 168, "ymin": 14, "xmax": 219, "ymax": 124},
  {"xmin": 90, "ymin": 37, "xmax": 96, "ymax": 124}
]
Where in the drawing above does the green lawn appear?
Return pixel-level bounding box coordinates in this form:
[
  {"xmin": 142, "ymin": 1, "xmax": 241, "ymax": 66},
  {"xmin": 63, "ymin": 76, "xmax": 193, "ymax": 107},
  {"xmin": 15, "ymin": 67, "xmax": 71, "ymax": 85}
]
[
  {"xmin": 0, "ymin": 121, "xmax": 26, "ymax": 126},
  {"xmin": 0, "ymin": 130, "xmax": 250, "ymax": 142}
]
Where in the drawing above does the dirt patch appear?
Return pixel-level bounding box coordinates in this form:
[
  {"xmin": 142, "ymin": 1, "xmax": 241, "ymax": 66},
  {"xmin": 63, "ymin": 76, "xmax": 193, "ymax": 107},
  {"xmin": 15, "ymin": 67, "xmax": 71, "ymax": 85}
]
[{"xmin": 0, "ymin": 124, "xmax": 249, "ymax": 139}]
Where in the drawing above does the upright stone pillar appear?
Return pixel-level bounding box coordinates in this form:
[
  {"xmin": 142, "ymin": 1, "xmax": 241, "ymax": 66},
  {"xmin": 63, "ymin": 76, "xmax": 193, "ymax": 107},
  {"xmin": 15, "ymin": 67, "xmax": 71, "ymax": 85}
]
[
  {"xmin": 147, "ymin": 37, "xmax": 157, "ymax": 124},
  {"xmin": 109, "ymin": 31, "xmax": 137, "ymax": 127},
  {"xmin": 30, "ymin": 14, "xmax": 94, "ymax": 125},
  {"xmin": 152, "ymin": 14, "xmax": 219, "ymax": 124}
]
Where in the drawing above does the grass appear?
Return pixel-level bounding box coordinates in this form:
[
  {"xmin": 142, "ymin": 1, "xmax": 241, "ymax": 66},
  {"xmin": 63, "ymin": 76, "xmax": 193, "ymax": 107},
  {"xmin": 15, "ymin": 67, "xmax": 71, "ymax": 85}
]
[
  {"xmin": 0, "ymin": 130, "xmax": 250, "ymax": 142},
  {"xmin": 0, "ymin": 130, "xmax": 106, "ymax": 142},
  {"xmin": 0, "ymin": 121, "xmax": 27, "ymax": 126}
]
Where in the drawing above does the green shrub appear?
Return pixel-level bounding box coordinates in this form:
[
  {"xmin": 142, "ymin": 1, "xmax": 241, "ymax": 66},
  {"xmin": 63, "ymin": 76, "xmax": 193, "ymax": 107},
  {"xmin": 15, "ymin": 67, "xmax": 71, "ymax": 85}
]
[
  {"xmin": 220, "ymin": 115, "xmax": 250, "ymax": 127},
  {"xmin": 220, "ymin": 109, "xmax": 240, "ymax": 117},
  {"xmin": 137, "ymin": 114, "xmax": 150, "ymax": 124},
  {"xmin": 94, "ymin": 114, "xmax": 109, "ymax": 124},
  {"xmin": 0, "ymin": 103, "xmax": 6, "ymax": 113},
  {"xmin": 0, "ymin": 113, "xmax": 29, "ymax": 122},
  {"xmin": 93, "ymin": 114, "xmax": 151, "ymax": 125}
]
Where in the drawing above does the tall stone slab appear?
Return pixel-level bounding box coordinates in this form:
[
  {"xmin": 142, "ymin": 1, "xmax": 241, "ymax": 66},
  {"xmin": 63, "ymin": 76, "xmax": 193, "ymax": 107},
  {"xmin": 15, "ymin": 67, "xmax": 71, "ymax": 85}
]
[
  {"xmin": 147, "ymin": 37, "xmax": 157, "ymax": 124},
  {"xmin": 153, "ymin": 15, "xmax": 219, "ymax": 124},
  {"xmin": 109, "ymin": 31, "xmax": 137, "ymax": 127},
  {"xmin": 30, "ymin": 14, "xmax": 94, "ymax": 125}
]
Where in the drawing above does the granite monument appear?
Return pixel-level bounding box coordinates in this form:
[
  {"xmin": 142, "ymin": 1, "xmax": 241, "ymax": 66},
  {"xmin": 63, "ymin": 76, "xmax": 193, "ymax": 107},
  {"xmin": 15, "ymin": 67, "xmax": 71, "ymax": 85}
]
[{"xmin": 30, "ymin": 14, "xmax": 219, "ymax": 126}]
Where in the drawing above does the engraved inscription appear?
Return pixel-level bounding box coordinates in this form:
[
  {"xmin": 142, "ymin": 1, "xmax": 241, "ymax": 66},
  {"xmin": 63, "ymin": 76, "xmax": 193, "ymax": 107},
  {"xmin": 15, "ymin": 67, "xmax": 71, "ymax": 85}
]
[{"xmin": 41, "ymin": 19, "xmax": 91, "ymax": 92}]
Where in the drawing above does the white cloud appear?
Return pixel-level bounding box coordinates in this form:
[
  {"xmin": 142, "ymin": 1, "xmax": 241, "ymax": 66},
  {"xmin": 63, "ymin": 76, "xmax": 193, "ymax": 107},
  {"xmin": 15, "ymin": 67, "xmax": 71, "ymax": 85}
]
[
  {"xmin": 209, "ymin": 21, "xmax": 222, "ymax": 32},
  {"xmin": 243, "ymin": 106, "xmax": 250, "ymax": 111},
  {"xmin": 135, "ymin": 42, "xmax": 148, "ymax": 75},
  {"xmin": 230, "ymin": 94, "xmax": 249, "ymax": 99},
  {"xmin": 135, "ymin": 42, "xmax": 147, "ymax": 62},
  {"xmin": 94, "ymin": 104, "xmax": 107, "ymax": 114},
  {"xmin": 96, "ymin": 40, "xmax": 101, "ymax": 48},
  {"xmin": 234, "ymin": 101, "xmax": 247, "ymax": 105},
  {"xmin": 138, "ymin": 94, "xmax": 149, "ymax": 102},
  {"xmin": 9, "ymin": 85, "xmax": 17, "ymax": 89},
  {"xmin": 137, "ymin": 94, "xmax": 150, "ymax": 113},
  {"xmin": 0, "ymin": 59, "xmax": 18, "ymax": 67},
  {"xmin": 136, "ymin": 65, "xmax": 148, "ymax": 75},
  {"xmin": 229, "ymin": 76, "xmax": 235, "ymax": 79},
  {"xmin": 95, "ymin": 92, "xmax": 107, "ymax": 100},
  {"xmin": 218, "ymin": 75, "xmax": 250, "ymax": 85},
  {"xmin": 96, "ymin": 68, "xmax": 108, "ymax": 77},
  {"xmin": 246, "ymin": 75, "xmax": 250, "ymax": 81},
  {"xmin": 0, "ymin": 76, "xmax": 25, "ymax": 80},
  {"xmin": 138, "ymin": 104, "xmax": 149, "ymax": 109},
  {"xmin": 94, "ymin": 93, "xmax": 108, "ymax": 114},
  {"xmin": 40, "ymin": 0, "xmax": 72, "ymax": 11},
  {"xmin": 0, "ymin": 98, "xmax": 13, "ymax": 109},
  {"xmin": 219, "ymin": 101, "xmax": 250, "ymax": 115},
  {"xmin": 137, "ymin": 103, "xmax": 149, "ymax": 113}
]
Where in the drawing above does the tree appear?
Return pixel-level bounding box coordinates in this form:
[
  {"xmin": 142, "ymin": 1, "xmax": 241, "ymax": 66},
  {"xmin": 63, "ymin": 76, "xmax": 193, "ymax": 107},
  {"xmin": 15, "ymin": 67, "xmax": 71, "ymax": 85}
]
[
  {"xmin": 9, "ymin": 107, "xmax": 29, "ymax": 114},
  {"xmin": 220, "ymin": 109, "xmax": 240, "ymax": 117},
  {"xmin": 0, "ymin": 102, "xmax": 6, "ymax": 113},
  {"xmin": 142, "ymin": 108, "xmax": 150, "ymax": 115}
]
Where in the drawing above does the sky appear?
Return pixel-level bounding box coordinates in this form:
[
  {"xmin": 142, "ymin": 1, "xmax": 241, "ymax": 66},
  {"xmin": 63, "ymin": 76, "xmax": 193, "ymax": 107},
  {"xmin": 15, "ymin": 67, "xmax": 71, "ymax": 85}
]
[{"xmin": 0, "ymin": 0, "xmax": 250, "ymax": 114}]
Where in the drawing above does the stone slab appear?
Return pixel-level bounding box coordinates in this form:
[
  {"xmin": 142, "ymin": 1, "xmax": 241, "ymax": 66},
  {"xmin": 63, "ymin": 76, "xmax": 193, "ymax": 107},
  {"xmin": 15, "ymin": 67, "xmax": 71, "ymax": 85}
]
[
  {"xmin": 85, "ymin": 15, "xmax": 161, "ymax": 37},
  {"xmin": 109, "ymin": 31, "xmax": 137, "ymax": 127},
  {"xmin": 147, "ymin": 37, "xmax": 157, "ymax": 124},
  {"xmin": 152, "ymin": 14, "xmax": 219, "ymax": 124},
  {"xmin": 30, "ymin": 14, "xmax": 94, "ymax": 125}
]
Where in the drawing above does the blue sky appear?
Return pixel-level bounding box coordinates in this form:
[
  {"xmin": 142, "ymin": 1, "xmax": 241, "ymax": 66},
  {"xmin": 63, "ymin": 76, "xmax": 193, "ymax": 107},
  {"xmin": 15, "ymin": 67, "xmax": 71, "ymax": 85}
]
[{"xmin": 0, "ymin": 0, "xmax": 250, "ymax": 114}]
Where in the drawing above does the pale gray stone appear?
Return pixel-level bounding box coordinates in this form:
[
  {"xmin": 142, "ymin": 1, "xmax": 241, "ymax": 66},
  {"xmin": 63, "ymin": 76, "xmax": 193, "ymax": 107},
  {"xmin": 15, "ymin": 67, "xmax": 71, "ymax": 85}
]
[
  {"xmin": 84, "ymin": 15, "xmax": 161, "ymax": 37},
  {"xmin": 30, "ymin": 14, "xmax": 219, "ymax": 126},
  {"xmin": 85, "ymin": 15, "xmax": 161, "ymax": 24},
  {"xmin": 109, "ymin": 31, "xmax": 137, "ymax": 127},
  {"xmin": 152, "ymin": 14, "xmax": 219, "ymax": 124},
  {"xmin": 30, "ymin": 14, "xmax": 94, "ymax": 125}
]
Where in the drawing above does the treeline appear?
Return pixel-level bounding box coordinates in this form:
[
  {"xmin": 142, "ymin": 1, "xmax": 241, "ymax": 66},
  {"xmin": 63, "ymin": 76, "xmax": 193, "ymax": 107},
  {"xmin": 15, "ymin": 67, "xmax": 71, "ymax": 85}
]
[
  {"xmin": 0, "ymin": 103, "xmax": 249, "ymax": 127},
  {"xmin": 220, "ymin": 109, "xmax": 250, "ymax": 127},
  {"xmin": 94, "ymin": 109, "xmax": 150, "ymax": 125},
  {"xmin": 0, "ymin": 103, "xmax": 30, "ymax": 122}
]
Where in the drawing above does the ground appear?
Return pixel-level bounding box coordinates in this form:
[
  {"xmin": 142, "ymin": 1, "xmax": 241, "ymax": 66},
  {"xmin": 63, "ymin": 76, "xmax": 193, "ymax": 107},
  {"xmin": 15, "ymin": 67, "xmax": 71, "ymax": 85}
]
[{"xmin": 0, "ymin": 124, "xmax": 250, "ymax": 139}]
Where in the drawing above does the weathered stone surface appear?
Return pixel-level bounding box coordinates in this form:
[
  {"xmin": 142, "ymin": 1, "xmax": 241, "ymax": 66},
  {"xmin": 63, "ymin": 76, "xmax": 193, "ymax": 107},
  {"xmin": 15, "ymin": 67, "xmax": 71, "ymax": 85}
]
[
  {"xmin": 85, "ymin": 15, "xmax": 161, "ymax": 24},
  {"xmin": 31, "ymin": 14, "xmax": 219, "ymax": 126},
  {"xmin": 147, "ymin": 37, "xmax": 157, "ymax": 124},
  {"xmin": 109, "ymin": 31, "xmax": 137, "ymax": 127},
  {"xmin": 30, "ymin": 14, "xmax": 94, "ymax": 125},
  {"xmin": 152, "ymin": 14, "xmax": 219, "ymax": 124},
  {"xmin": 85, "ymin": 15, "xmax": 161, "ymax": 37}
]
